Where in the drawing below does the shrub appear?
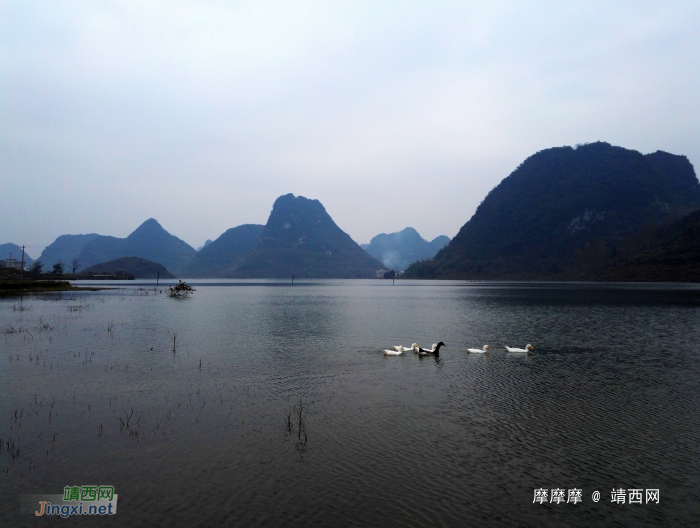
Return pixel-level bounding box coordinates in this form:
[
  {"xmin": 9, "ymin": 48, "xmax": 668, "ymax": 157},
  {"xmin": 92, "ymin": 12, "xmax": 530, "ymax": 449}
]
[{"xmin": 167, "ymin": 280, "xmax": 195, "ymax": 299}]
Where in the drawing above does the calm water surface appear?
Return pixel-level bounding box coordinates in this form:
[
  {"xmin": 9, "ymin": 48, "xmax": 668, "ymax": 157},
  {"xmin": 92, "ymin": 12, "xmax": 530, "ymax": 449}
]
[{"xmin": 2, "ymin": 280, "xmax": 700, "ymax": 527}]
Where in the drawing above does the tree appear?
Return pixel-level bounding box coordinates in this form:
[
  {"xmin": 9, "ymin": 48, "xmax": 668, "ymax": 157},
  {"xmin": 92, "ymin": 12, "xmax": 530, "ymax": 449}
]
[
  {"xmin": 52, "ymin": 261, "xmax": 64, "ymax": 275},
  {"xmin": 167, "ymin": 280, "xmax": 195, "ymax": 298},
  {"xmin": 30, "ymin": 260, "xmax": 43, "ymax": 273},
  {"xmin": 71, "ymin": 258, "xmax": 81, "ymax": 275}
]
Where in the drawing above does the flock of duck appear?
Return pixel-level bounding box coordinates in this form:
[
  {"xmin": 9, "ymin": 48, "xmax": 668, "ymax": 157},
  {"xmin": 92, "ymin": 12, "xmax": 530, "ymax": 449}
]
[{"xmin": 384, "ymin": 342, "xmax": 534, "ymax": 356}]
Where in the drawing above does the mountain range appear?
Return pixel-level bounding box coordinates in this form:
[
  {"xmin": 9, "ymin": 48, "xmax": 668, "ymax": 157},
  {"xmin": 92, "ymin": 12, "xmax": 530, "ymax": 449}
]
[
  {"xmin": 6, "ymin": 142, "xmax": 700, "ymax": 281},
  {"xmin": 361, "ymin": 228, "xmax": 449, "ymax": 271},
  {"xmin": 38, "ymin": 234, "xmax": 100, "ymax": 269},
  {"xmin": 76, "ymin": 219, "xmax": 197, "ymax": 273},
  {"xmin": 178, "ymin": 194, "xmax": 387, "ymax": 278},
  {"xmin": 27, "ymin": 195, "xmax": 386, "ymax": 278}
]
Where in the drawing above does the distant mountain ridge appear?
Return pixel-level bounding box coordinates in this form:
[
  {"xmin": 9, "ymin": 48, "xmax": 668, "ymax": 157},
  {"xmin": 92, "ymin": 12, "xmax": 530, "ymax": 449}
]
[
  {"xmin": 39, "ymin": 234, "xmax": 100, "ymax": 269},
  {"xmin": 179, "ymin": 225, "xmax": 265, "ymax": 278},
  {"xmin": 35, "ymin": 196, "xmax": 384, "ymax": 279},
  {"xmin": 78, "ymin": 219, "xmax": 196, "ymax": 274},
  {"xmin": 361, "ymin": 228, "xmax": 450, "ymax": 271},
  {"xmin": 405, "ymin": 142, "xmax": 700, "ymax": 279},
  {"xmin": 228, "ymin": 194, "xmax": 384, "ymax": 278},
  {"xmin": 27, "ymin": 142, "xmax": 700, "ymax": 282},
  {"xmin": 196, "ymin": 240, "xmax": 213, "ymax": 252},
  {"xmin": 0, "ymin": 243, "xmax": 34, "ymax": 265}
]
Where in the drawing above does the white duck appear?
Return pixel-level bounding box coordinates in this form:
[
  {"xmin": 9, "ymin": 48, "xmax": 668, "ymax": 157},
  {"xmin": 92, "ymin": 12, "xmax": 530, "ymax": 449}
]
[
  {"xmin": 505, "ymin": 344, "xmax": 534, "ymax": 352},
  {"xmin": 467, "ymin": 345, "xmax": 491, "ymax": 353},
  {"xmin": 384, "ymin": 343, "xmax": 419, "ymax": 355},
  {"xmin": 393, "ymin": 343, "xmax": 419, "ymax": 353}
]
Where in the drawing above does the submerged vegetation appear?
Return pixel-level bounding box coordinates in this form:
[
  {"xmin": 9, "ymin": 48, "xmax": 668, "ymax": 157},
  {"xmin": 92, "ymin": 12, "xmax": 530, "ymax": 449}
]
[
  {"xmin": 284, "ymin": 398, "xmax": 308, "ymax": 451},
  {"xmin": 167, "ymin": 280, "xmax": 195, "ymax": 299},
  {"xmin": 0, "ymin": 292, "xmax": 272, "ymax": 484}
]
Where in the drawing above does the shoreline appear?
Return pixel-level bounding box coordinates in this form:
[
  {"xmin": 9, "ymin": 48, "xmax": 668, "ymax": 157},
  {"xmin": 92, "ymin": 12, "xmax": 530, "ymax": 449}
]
[{"xmin": 0, "ymin": 280, "xmax": 113, "ymax": 294}]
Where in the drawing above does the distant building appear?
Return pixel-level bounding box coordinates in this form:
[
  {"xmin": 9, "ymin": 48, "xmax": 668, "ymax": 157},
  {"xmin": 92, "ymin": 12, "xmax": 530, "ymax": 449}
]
[{"xmin": 1, "ymin": 258, "xmax": 25, "ymax": 270}]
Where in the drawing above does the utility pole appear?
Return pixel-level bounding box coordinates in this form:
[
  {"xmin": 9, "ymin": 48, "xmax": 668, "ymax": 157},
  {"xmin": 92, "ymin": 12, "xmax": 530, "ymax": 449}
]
[{"xmin": 21, "ymin": 245, "xmax": 26, "ymax": 277}]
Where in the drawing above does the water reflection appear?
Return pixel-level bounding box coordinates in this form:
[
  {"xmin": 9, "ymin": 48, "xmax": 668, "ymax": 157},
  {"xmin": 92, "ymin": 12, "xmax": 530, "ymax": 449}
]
[{"xmin": 1, "ymin": 280, "xmax": 699, "ymax": 527}]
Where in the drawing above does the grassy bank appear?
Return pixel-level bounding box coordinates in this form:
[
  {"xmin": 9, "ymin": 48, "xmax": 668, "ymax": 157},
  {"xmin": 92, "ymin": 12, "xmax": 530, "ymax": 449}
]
[{"xmin": 0, "ymin": 280, "xmax": 105, "ymax": 293}]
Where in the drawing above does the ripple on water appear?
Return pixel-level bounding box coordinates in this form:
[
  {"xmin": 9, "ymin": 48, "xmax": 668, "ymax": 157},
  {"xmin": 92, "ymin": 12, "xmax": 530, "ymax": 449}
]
[{"xmin": 1, "ymin": 281, "xmax": 699, "ymax": 527}]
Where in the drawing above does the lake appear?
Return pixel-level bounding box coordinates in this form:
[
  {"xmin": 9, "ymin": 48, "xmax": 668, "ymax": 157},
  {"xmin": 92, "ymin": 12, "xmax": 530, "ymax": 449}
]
[{"xmin": 2, "ymin": 280, "xmax": 700, "ymax": 527}]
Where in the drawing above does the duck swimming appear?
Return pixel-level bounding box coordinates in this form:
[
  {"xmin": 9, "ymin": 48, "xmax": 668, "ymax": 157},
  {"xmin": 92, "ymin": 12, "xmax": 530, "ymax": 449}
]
[
  {"xmin": 394, "ymin": 343, "xmax": 419, "ymax": 353},
  {"xmin": 418, "ymin": 342, "xmax": 446, "ymax": 355},
  {"xmin": 384, "ymin": 343, "xmax": 419, "ymax": 355},
  {"xmin": 505, "ymin": 344, "xmax": 534, "ymax": 352},
  {"xmin": 467, "ymin": 345, "xmax": 491, "ymax": 353}
]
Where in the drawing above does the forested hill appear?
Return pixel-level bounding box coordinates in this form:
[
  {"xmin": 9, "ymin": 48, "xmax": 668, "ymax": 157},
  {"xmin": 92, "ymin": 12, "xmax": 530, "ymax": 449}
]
[
  {"xmin": 80, "ymin": 257, "xmax": 175, "ymax": 279},
  {"xmin": 178, "ymin": 224, "xmax": 264, "ymax": 278},
  {"xmin": 596, "ymin": 208, "xmax": 700, "ymax": 282},
  {"xmin": 405, "ymin": 142, "xmax": 700, "ymax": 279},
  {"xmin": 229, "ymin": 194, "xmax": 384, "ymax": 278}
]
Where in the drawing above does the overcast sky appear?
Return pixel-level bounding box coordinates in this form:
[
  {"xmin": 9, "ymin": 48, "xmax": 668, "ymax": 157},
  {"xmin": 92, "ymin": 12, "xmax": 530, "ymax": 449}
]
[{"xmin": 2, "ymin": 1, "xmax": 699, "ymax": 255}]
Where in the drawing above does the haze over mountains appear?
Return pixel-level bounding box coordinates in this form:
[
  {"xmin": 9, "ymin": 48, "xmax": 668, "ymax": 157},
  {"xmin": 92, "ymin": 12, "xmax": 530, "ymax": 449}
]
[
  {"xmin": 196, "ymin": 240, "xmax": 213, "ymax": 252},
  {"xmin": 6, "ymin": 142, "xmax": 699, "ymax": 281},
  {"xmin": 361, "ymin": 228, "xmax": 449, "ymax": 271},
  {"xmin": 0, "ymin": 243, "xmax": 34, "ymax": 265},
  {"xmin": 28, "ymin": 194, "xmax": 387, "ymax": 278},
  {"xmin": 39, "ymin": 234, "xmax": 100, "ymax": 269},
  {"xmin": 405, "ymin": 142, "xmax": 700, "ymax": 280}
]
